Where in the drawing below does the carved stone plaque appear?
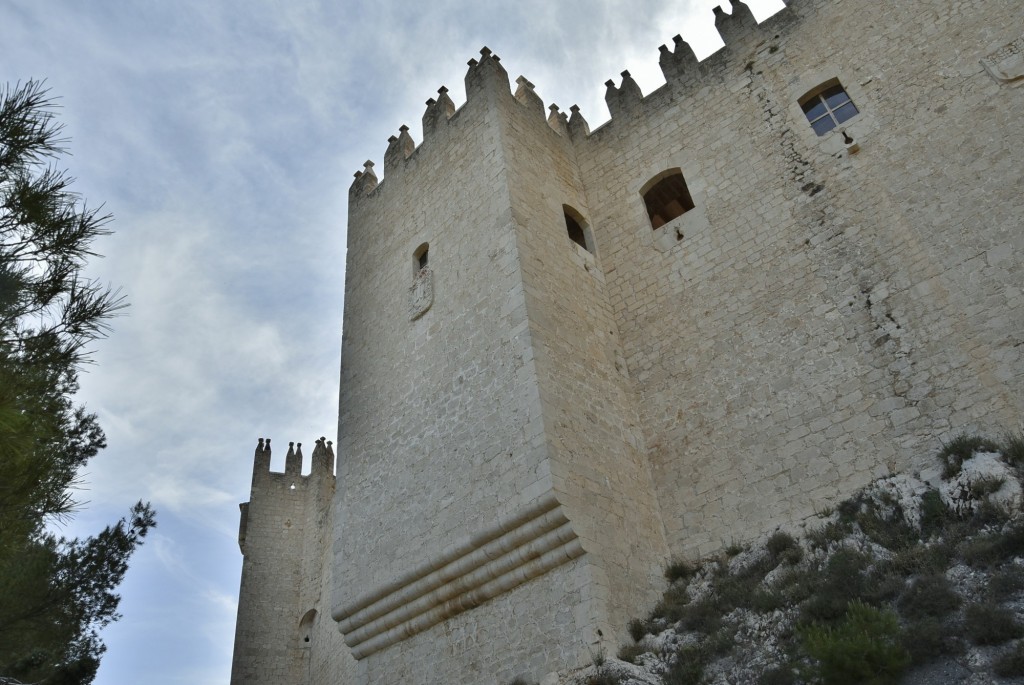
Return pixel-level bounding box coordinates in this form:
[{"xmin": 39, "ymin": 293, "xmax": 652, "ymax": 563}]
[
  {"xmin": 409, "ymin": 268, "xmax": 433, "ymax": 320},
  {"xmin": 982, "ymin": 36, "xmax": 1024, "ymax": 85}
]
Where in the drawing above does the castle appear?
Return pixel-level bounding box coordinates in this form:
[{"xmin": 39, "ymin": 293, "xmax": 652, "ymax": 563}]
[{"xmin": 229, "ymin": 1, "xmax": 1024, "ymax": 682}]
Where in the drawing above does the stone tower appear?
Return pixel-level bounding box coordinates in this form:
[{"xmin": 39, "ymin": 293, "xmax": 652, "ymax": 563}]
[
  {"xmin": 230, "ymin": 438, "xmax": 336, "ymax": 685},
  {"xmin": 332, "ymin": 45, "xmax": 671, "ymax": 683}
]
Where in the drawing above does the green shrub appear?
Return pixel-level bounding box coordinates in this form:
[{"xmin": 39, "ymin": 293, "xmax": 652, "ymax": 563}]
[
  {"xmin": 665, "ymin": 557, "xmax": 696, "ymax": 583},
  {"xmin": 965, "ymin": 603, "xmax": 1024, "ymax": 645},
  {"xmin": 857, "ymin": 501, "xmax": 918, "ymax": 551},
  {"xmin": 919, "ymin": 489, "xmax": 956, "ymax": 538},
  {"xmin": 706, "ymin": 627, "xmax": 735, "ymax": 656},
  {"xmin": 960, "ymin": 521, "xmax": 1024, "ymax": 568},
  {"xmin": 988, "ymin": 566, "xmax": 1024, "ymax": 601},
  {"xmin": 899, "ymin": 617, "xmax": 961, "ymax": 665},
  {"xmin": 715, "ymin": 570, "xmax": 764, "ymax": 611},
  {"xmin": 725, "ymin": 541, "xmax": 745, "ymax": 557},
  {"xmin": 617, "ymin": 642, "xmax": 646, "ymax": 664},
  {"xmin": 651, "ymin": 584, "xmax": 691, "ymax": 623},
  {"xmin": 1000, "ymin": 431, "xmax": 1024, "ymax": 468},
  {"xmin": 801, "ymin": 549, "xmax": 871, "ymax": 624},
  {"xmin": 749, "ymin": 587, "xmax": 786, "ymax": 613},
  {"xmin": 972, "ymin": 501, "xmax": 1012, "ymax": 530},
  {"xmin": 885, "ymin": 541, "xmax": 953, "ymax": 578},
  {"xmin": 896, "ymin": 574, "xmax": 960, "ymax": 620},
  {"xmin": 663, "ymin": 645, "xmax": 706, "ymax": 685},
  {"xmin": 677, "ymin": 599, "xmax": 722, "ymax": 634},
  {"xmin": 860, "ymin": 566, "xmax": 904, "ymax": 606},
  {"xmin": 800, "ymin": 601, "xmax": 909, "ymax": 685},
  {"xmin": 968, "ymin": 474, "xmax": 1006, "ymax": 499},
  {"xmin": 836, "ymin": 496, "xmax": 861, "ymax": 523},
  {"xmin": 994, "ymin": 640, "xmax": 1024, "ymax": 677},
  {"xmin": 767, "ymin": 532, "xmax": 798, "ymax": 558},
  {"xmin": 773, "ymin": 567, "xmax": 818, "ymax": 605},
  {"xmin": 807, "ymin": 521, "xmax": 851, "ymax": 551},
  {"xmin": 627, "ymin": 618, "xmax": 646, "ymax": 643},
  {"xmin": 939, "ymin": 434, "xmax": 999, "ymax": 478}
]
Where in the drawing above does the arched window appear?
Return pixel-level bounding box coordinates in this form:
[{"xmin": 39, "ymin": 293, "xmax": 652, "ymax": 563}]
[
  {"xmin": 641, "ymin": 170, "xmax": 694, "ymax": 229},
  {"xmin": 413, "ymin": 243, "xmax": 429, "ymax": 274},
  {"xmin": 299, "ymin": 609, "xmax": 317, "ymax": 647},
  {"xmin": 799, "ymin": 79, "xmax": 859, "ymax": 136},
  {"xmin": 563, "ymin": 205, "xmax": 593, "ymax": 253},
  {"xmin": 409, "ymin": 242, "xmax": 434, "ymax": 320}
]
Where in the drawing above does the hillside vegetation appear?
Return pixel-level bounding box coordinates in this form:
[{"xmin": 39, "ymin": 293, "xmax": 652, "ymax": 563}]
[{"xmin": 532, "ymin": 432, "xmax": 1024, "ymax": 685}]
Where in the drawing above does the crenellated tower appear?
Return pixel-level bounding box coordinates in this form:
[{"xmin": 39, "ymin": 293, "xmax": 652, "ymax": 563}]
[
  {"xmin": 230, "ymin": 437, "xmax": 336, "ymax": 685},
  {"xmin": 334, "ymin": 34, "xmax": 680, "ymax": 681}
]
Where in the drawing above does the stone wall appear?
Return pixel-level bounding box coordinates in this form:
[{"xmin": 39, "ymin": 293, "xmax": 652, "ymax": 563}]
[{"xmin": 573, "ymin": 0, "xmax": 1023, "ymax": 558}]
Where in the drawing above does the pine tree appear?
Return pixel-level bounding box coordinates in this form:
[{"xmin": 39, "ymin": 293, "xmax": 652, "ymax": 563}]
[{"xmin": 0, "ymin": 80, "xmax": 155, "ymax": 685}]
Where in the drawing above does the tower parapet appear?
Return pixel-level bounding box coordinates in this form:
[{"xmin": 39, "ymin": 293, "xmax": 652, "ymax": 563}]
[
  {"xmin": 464, "ymin": 46, "xmax": 510, "ymax": 99},
  {"xmin": 345, "ymin": 1, "xmax": 803, "ymax": 200},
  {"xmin": 603, "ymin": 70, "xmax": 644, "ymax": 119},
  {"xmin": 713, "ymin": 0, "xmax": 759, "ymax": 45},
  {"xmin": 422, "ymin": 86, "xmax": 456, "ymax": 137},
  {"xmin": 513, "ymin": 76, "xmax": 545, "ymax": 119},
  {"xmin": 658, "ymin": 35, "xmax": 700, "ymax": 84}
]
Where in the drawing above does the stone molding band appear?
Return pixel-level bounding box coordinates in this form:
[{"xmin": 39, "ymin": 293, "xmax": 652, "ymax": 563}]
[{"xmin": 332, "ymin": 493, "xmax": 584, "ymax": 658}]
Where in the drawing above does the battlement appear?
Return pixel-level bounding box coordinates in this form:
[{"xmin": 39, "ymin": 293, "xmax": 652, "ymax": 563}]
[
  {"xmin": 238, "ymin": 436, "xmax": 335, "ymax": 555},
  {"xmin": 348, "ymin": 0, "xmax": 796, "ymax": 204},
  {"xmin": 251, "ymin": 436, "xmax": 335, "ymax": 479}
]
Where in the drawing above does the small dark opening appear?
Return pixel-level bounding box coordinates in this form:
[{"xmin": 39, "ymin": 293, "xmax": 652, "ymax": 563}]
[
  {"xmin": 413, "ymin": 243, "xmax": 429, "ymax": 275},
  {"xmin": 565, "ymin": 213, "xmax": 587, "ymax": 250},
  {"xmin": 304, "ymin": 636, "xmax": 310, "ymax": 643},
  {"xmin": 643, "ymin": 172, "xmax": 695, "ymax": 229}
]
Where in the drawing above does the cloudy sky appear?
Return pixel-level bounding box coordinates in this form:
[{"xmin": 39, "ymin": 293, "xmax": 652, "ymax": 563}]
[{"xmin": 2, "ymin": 0, "xmax": 783, "ymax": 682}]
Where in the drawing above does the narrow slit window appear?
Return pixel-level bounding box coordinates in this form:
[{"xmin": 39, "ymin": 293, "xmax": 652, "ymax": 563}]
[
  {"xmin": 800, "ymin": 81, "xmax": 859, "ymax": 136},
  {"xmin": 641, "ymin": 170, "xmax": 694, "ymax": 229},
  {"xmin": 413, "ymin": 243, "xmax": 429, "ymax": 274}
]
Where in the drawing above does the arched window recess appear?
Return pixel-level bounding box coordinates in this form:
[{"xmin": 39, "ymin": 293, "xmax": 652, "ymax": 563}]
[{"xmin": 640, "ymin": 169, "xmax": 694, "ymax": 229}]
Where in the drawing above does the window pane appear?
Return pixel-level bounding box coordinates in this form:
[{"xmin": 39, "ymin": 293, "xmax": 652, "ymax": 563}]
[
  {"xmin": 802, "ymin": 98, "xmax": 826, "ymax": 121},
  {"xmin": 833, "ymin": 101, "xmax": 859, "ymax": 124},
  {"xmin": 811, "ymin": 116, "xmax": 835, "ymax": 136},
  {"xmin": 821, "ymin": 85, "xmax": 849, "ymax": 108}
]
